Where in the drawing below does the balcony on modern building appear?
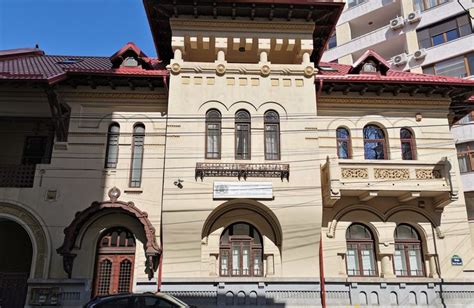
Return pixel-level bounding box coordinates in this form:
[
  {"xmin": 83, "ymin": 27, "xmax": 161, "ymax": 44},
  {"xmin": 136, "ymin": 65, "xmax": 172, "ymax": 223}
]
[
  {"xmin": 322, "ymin": 25, "xmax": 407, "ymax": 64},
  {"xmin": 321, "ymin": 157, "xmax": 458, "ymax": 208},
  {"xmin": 403, "ymin": 34, "xmax": 474, "ymax": 73},
  {"xmin": 338, "ymin": 0, "xmax": 399, "ymax": 27},
  {"xmin": 0, "ymin": 117, "xmax": 55, "ymax": 188}
]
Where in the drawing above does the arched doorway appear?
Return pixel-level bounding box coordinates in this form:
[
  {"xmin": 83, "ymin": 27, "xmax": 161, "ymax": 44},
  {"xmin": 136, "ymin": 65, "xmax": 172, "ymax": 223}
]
[
  {"xmin": 0, "ymin": 219, "xmax": 33, "ymax": 308},
  {"xmin": 92, "ymin": 227, "xmax": 136, "ymax": 297}
]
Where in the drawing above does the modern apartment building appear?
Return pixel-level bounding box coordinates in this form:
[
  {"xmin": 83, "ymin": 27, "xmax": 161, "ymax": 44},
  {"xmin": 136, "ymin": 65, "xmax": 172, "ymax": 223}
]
[
  {"xmin": 0, "ymin": 1, "xmax": 474, "ymax": 307},
  {"xmin": 322, "ymin": 0, "xmax": 473, "ymax": 77}
]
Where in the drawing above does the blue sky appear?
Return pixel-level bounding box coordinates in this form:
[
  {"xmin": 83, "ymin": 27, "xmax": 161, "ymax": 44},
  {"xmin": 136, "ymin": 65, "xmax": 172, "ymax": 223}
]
[{"xmin": 0, "ymin": 0, "xmax": 157, "ymax": 57}]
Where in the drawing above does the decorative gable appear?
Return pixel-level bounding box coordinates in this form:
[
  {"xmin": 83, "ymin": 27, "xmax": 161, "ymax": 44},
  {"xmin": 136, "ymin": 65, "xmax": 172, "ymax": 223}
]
[
  {"xmin": 110, "ymin": 42, "xmax": 155, "ymax": 69},
  {"xmin": 349, "ymin": 50, "xmax": 391, "ymax": 76}
]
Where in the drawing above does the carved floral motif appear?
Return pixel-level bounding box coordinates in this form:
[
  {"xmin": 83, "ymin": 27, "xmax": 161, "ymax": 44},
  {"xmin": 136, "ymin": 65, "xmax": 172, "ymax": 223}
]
[
  {"xmin": 374, "ymin": 168, "xmax": 409, "ymax": 180},
  {"xmin": 341, "ymin": 168, "xmax": 368, "ymax": 179},
  {"xmin": 416, "ymin": 169, "xmax": 442, "ymax": 179}
]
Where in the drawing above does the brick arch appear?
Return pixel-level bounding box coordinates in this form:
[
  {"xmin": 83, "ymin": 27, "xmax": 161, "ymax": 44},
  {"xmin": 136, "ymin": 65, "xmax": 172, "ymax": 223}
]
[{"xmin": 57, "ymin": 200, "xmax": 161, "ymax": 279}]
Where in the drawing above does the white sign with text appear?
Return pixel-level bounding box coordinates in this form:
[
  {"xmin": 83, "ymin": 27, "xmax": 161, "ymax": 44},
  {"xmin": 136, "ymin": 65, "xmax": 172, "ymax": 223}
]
[{"xmin": 213, "ymin": 182, "xmax": 273, "ymax": 199}]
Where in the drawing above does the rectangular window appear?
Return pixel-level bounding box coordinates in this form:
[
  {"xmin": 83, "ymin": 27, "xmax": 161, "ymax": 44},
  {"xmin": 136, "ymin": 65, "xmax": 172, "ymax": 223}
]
[
  {"xmin": 265, "ymin": 124, "xmax": 280, "ymax": 160},
  {"xmin": 423, "ymin": 53, "xmax": 473, "ymax": 78},
  {"xmin": 457, "ymin": 142, "xmax": 474, "ymax": 173},
  {"xmin": 130, "ymin": 132, "xmax": 144, "ymax": 187},
  {"xmin": 22, "ymin": 136, "xmax": 49, "ymax": 164},
  {"xmin": 417, "ymin": 13, "xmax": 471, "ymax": 48},
  {"xmin": 327, "ymin": 34, "xmax": 337, "ymax": 50},
  {"xmin": 236, "ymin": 123, "xmax": 250, "ymax": 160},
  {"xmin": 414, "ymin": 0, "xmax": 449, "ymax": 12},
  {"xmin": 347, "ymin": 0, "xmax": 367, "ymax": 8},
  {"xmin": 206, "ymin": 123, "xmax": 221, "ymax": 159},
  {"xmin": 105, "ymin": 133, "xmax": 119, "ymax": 168}
]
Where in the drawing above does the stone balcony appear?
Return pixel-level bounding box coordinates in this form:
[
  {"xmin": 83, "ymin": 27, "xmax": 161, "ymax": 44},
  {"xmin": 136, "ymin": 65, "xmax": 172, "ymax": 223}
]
[{"xmin": 321, "ymin": 157, "xmax": 458, "ymax": 207}]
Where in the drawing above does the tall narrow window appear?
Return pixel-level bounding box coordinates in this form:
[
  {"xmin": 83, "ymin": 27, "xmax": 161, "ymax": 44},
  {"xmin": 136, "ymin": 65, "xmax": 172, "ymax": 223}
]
[
  {"xmin": 206, "ymin": 109, "xmax": 222, "ymax": 159},
  {"xmin": 264, "ymin": 110, "xmax": 280, "ymax": 160},
  {"xmin": 394, "ymin": 224, "xmax": 424, "ymax": 277},
  {"xmin": 363, "ymin": 125, "xmax": 387, "ymax": 160},
  {"xmin": 235, "ymin": 110, "xmax": 251, "ymax": 160},
  {"xmin": 105, "ymin": 123, "xmax": 120, "ymax": 168},
  {"xmin": 336, "ymin": 127, "xmax": 351, "ymax": 159},
  {"xmin": 346, "ymin": 224, "xmax": 377, "ymax": 276},
  {"xmin": 220, "ymin": 223, "xmax": 263, "ymax": 277},
  {"xmin": 130, "ymin": 123, "xmax": 145, "ymax": 188},
  {"xmin": 400, "ymin": 128, "xmax": 416, "ymax": 160}
]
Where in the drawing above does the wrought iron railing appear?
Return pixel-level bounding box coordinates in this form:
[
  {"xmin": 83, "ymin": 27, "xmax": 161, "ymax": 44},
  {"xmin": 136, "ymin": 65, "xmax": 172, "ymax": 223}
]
[
  {"xmin": 0, "ymin": 164, "xmax": 36, "ymax": 188},
  {"xmin": 195, "ymin": 162, "xmax": 289, "ymax": 181}
]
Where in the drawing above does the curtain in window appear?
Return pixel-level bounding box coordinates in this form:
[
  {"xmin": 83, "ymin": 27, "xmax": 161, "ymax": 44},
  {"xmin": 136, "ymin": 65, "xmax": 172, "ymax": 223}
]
[
  {"xmin": 264, "ymin": 111, "xmax": 280, "ymax": 160},
  {"xmin": 363, "ymin": 125, "xmax": 387, "ymax": 159},
  {"xmin": 206, "ymin": 110, "xmax": 221, "ymax": 159},
  {"xmin": 235, "ymin": 110, "xmax": 251, "ymax": 159},
  {"xmin": 130, "ymin": 124, "xmax": 145, "ymax": 187},
  {"xmin": 105, "ymin": 123, "xmax": 120, "ymax": 168},
  {"xmin": 337, "ymin": 127, "xmax": 351, "ymax": 159}
]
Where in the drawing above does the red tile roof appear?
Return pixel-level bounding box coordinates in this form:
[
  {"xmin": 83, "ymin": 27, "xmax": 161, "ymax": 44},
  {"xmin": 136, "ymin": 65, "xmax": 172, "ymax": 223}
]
[
  {"xmin": 0, "ymin": 44, "xmax": 168, "ymax": 85},
  {"xmin": 317, "ymin": 61, "xmax": 474, "ymax": 86}
]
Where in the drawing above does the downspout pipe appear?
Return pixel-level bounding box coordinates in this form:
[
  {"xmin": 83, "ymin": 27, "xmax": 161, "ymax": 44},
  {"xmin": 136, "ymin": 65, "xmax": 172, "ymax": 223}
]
[
  {"xmin": 158, "ymin": 74, "xmax": 170, "ymax": 292},
  {"xmin": 320, "ymin": 234, "xmax": 327, "ymax": 308},
  {"xmin": 432, "ymin": 225, "xmax": 445, "ymax": 308}
]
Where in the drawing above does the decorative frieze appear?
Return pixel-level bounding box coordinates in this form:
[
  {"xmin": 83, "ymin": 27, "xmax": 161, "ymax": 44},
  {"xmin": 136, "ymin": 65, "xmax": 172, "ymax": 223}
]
[
  {"xmin": 374, "ymin": 168, "xmax": 409, "ymax": 180},
  {"xmin": 416, "ymin": 169, "xmax": 442, "ymax": 179},
  {"xmin": 341, "ymin": 168, "xmax": 368, "ymax": 179}
]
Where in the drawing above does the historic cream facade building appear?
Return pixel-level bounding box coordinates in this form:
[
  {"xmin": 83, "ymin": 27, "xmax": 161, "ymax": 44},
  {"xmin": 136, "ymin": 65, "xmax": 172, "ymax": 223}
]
[{"xmin": 0, "ymin": 0, "xmax": 474, "ymax": 307}]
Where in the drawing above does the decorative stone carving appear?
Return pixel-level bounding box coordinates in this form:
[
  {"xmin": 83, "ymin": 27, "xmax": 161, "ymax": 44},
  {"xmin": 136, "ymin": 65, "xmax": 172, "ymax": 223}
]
[
  {"xmin": 216, "ymin": 64, "xmax": 226, "ymax": 76},
  {"xmin": 416, "ymin": 169, "xmax": 442, "ymax": 179},
  {"xmin": 374, "ymin": 168, "xmax": 409, "ymax": 180},
  {"xmin": 341, "ymin": 168, "xmax": 368, "ymax": 179},
  {"xmin": 57, "ymin": 199, "xmax": 161, "ymax": 279},
  {"xmin": 170, "ymin": 63, "xmax": 181, "ymax": 74},
  {"xmin": 304, "ymin": 66, "xmax": 314, "ymax": 78},
  {"xmin": 260, "ymin": 65, "xmax": 270, "ymax": 77}
]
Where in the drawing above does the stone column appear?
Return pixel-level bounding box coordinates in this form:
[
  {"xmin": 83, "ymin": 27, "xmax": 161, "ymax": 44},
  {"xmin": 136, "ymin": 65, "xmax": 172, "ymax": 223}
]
[
  {"xmin": 337, "ymin": 252, "xmax": 347, "ymax": 276},
  {"xmin": 380, "ymin": 254, "xmax": 395, "ymax": 278},
  {"xmin": 215, "ymin": 37, "xmax": 228, "ymax": 62},
  {"xmin": 426, "ymin": 254, "xmax": 439, "ymax": 278},
  {"xmin": 265, "ymin": 254, "xmax": 274, "ymax": 276},
  {"xmin": 209, "ymin": 254, "xmax": 218, "ymax": 276}
]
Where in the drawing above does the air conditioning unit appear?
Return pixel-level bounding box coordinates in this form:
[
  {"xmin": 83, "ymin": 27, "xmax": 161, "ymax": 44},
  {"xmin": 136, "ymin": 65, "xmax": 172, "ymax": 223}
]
[
  {"xmin": 407, "ymin": 11, "xmax": 421, "ymax": 24},
  {"xmin": 390, "ymin": 16, "xmax": 405, "ymax": 30},
  {"xmin": 413, "ymin": 49, "xmax": 427, "ymax": 60},
  {"xmin": 392, "ymin": 53, "xmax": 408, "ymax": 66}
]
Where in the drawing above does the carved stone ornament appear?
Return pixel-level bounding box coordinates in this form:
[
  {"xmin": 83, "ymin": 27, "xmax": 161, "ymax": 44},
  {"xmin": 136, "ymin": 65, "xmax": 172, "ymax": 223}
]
[
  {"xmin": 171, "ymin": 63, "xmax": 181, "ymax": 75},
  {"xmin": 216, "ymin": 64, "xmax": 226, "ymax": 76},
  {"xmin": 108, "ymin": 186, "xmax": 121, "ymax": 202},
  {"xmin": 304, "ymin": 66, "xmax": 314, "ymax": 78},
  {"xmin": 341, "ymin": 168, "xmax": 369, "ymax": 179},
  {"xmin": 260, "ymin": 65, "xmax": 271, "ymax": 77},
  {"xmin": 416, "ymin": 169, "xmax": 442, "ymax": 179},
  {"xmin": 374, "ymin": 168, "xmax": 409, "ymax": 180},
  {"xmin": 57, "ymin": 200, "xmax": 161, "ymax": 279}
]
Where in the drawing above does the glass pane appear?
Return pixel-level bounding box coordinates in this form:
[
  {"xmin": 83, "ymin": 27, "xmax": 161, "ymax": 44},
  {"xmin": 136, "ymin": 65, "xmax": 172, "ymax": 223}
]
[
  {"xmin": 96, "ymin": 259, "xmax": 112, "ymax": 295},
  {"xmin": 364, "ymin": 141, "xmax": 385, "ymax": 159},
  {"xmin": 458, "ymin": 154, "xmax": 469, "ymax": 173},
  {"xmin": 395, "ymin": 225, "xmax": 418, "ymax": 240},
  {"xmin": 338, "ymin": 141, "xmax": 349, "ymax": 159},
  {"xmin": 253, "ymin": 251, "xmax": 262, "ymax": 276},
  {"xmin": 337, "ymin": 128, "xmax": 349, "ymax": 139},
  {"xmin": 347, "ymin": 224, "xmax": 371, "ymax": 240},
  {"xmin": 432, "ymin": 33, "xmax": 445, "ymax": 46},
  {"xmin": 346, "ymin": 248, "xmax": 359, "ymax": 276},
  {"xmin": 233, "ymin": 223, "xmax": 250, "ymax": 236},
  {"xmin": 130, "ymin": 135, "xmax": 144, "ymax": 187},
  {"xmin": 408, "ymin": 248, "xmax": 422, "ymax": 276},
  {"xmin": 117, "ymin": 260, "xmax": 132, "ymax": 293},
  {"xmin": 401, "ymin": 142, "xmax": 414, "ymax": 160},
  {"xmin": 207, "ymin": 123, "xmax": 220, "ymax": 158},
  {"xmin": 467, "ymin": 53, "xmax": 474, "ymax": 76},
  {"xmin": 446, "ymin": 29, "xmax": 459, "ymax": 42},
  {"xmin": 361, "ymin": 247, "xmax": 375, "ymax": 276},
  {"xmin": 265, "ymin": 125, "xmax": 279, "ymax": 160},
  {"xmin": 435, "ymin": 56, "xmax": 467, "ymax": 78},
  {"xmin": 236, "ymin": 124, "xmax": 250, "ymax": 159},
  {"xmin": 394, "ymin": 247, "xmax": 407, "ymax": 276},
  {"xmin": 220, "ymin": 250, "xmax": 228, "ymax": 276},
  {"xmin": 364, "ymin": 125, "xmax": 385, "ymax": 139},
  {"xmin": 232, "ymin": 245, "xmax": 240, "ymax": 275},
  {"xmin": 242, "ymin": 245, "xmax": 250, "ymax": 275},
  {"xmin": 105, "ymin": 133, "xmax": 119, "ymax": 168}
]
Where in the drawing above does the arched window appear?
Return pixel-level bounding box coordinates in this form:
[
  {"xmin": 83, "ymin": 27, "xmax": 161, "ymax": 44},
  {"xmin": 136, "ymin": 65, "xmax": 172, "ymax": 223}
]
[
  {"xmin": 264, "ymin": 110, "xmax": 280, "ymax": 160},
  {"xmin": 130, "ymin": 123, "xmax": 145, "ymax": 187},
  {"xmin": 336, "ymin": 127, "xmax": 351, "ymax": 159},
  {"xmin": 363, "ymin": 124, "xmax": 387, "ymax": 160},
  {"xmin": 93, "ymin": 228, "xmax": 136, "ymax": 296},
  {"xmin": 400, "ymin": 128, "xmax": 416, "ymax": 160},
  {"xmin": 235, "ymin": 110, "xmax": 251, "ymax": 160},
  {"xmin": 394, "ymin": 224, "xmax": 424, "ymax": 277},
  {"xmin": 346, "ymin": 224, "xmax": 377, "ymax": 276},
  {"xmin": 105, "ymin": 123, "xmax": 120, "ymax": 168},
  {"xmin": 220, "ymin": 223, "xmax": 263, "ymax": 277},
  {"xmin": 206, "ymin": 109, "xmax": 222, "ymax": 159}
]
